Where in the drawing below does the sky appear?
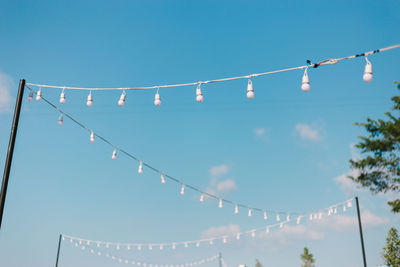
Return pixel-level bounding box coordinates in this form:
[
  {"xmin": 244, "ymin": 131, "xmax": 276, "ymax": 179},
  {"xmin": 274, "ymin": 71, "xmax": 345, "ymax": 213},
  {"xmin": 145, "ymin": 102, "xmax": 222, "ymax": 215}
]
[{"xmin": 0, "ymin": 0, "xmax": 399, "ymax": 266}]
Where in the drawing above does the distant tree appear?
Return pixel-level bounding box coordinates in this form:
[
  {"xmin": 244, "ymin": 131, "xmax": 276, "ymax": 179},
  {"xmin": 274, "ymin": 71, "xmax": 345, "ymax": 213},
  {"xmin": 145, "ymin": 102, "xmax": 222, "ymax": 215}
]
[
  {"xmin": 349, "ymin": 82, "xmax": 400, "ymax": 212},
  {"xmin": 300, "ymin": 247, "xmax": 315, "ymax": 267},
  {"xmin": 382, "ymin": 227, "xmax": 400, "ymax": 266},
  {"xmin": 255, "ymin": 259, "xmax": 263, "ymax": 267}
]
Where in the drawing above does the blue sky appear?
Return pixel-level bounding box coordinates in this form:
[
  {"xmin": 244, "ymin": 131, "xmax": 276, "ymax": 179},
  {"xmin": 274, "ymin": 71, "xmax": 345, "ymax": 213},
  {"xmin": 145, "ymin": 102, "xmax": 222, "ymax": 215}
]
[{"xmin": 0, "ymin": 0, "xmax": 399, "ymax": 266}]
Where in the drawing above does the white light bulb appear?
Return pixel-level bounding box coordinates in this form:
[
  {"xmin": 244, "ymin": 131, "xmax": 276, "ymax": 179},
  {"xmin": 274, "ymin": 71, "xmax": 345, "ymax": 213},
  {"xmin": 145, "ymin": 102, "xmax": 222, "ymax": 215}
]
[
  {"xmin": 36, "ymin": 89, "xmax": 42, "ymax": 101},
  {"xmin": 347, "ymin": 201, "xmax": 352, "ymax": 208},
  {"xmin": 118, "ymin": 91, "xmax": 126, "ymax": 106},
  {"xmin": 28, "ymin": 91, "xmax": 33, "ymax": 101},
  {"xmin": 266, "ymin": 227, "xmax": 270, "ymax": 233},
  {"xmin": 196, "ymin": 242, "xmax": 200, "ymax": 247},
  {"xmin": 200, "ymin": 194, "xmax": 204, "ymax": 202},
  {"xmin": 251, "ymin": 231, "xmax": 255, "ymax": 238},
  {"xmin": 363, "ymin": 59, "xmax": 373, "ymax": 82},
  {"xmin": 117, "ymin": 244, "xmax": 120, "ymax": 250},
  {"xmin": 87, "ymin": 92, "xmax": 93, "ymax": 106},
  {"xmin": 318, "ymin": 212, "xmax": 322, "ymax": 220},
  {"xmin": 180, "ymin": 184, "xmax": 185, "ymax": 195},
  {"xmin": 218, "ymin": 199, "xmax": 223, "ymax": 208},
  {"xmin": 301, "ymin": 68, "xmax": 310, "ymax": 92},
  {"xmin": 276, "ymin": 213, "xmax": 280, "ymax": 222},
  {"xmin": 223, "ymin": 237, "xmax": 227, "ymax": 243},
  {"xmin": 138, "ymin": 161, "xmax": 143, "ymax": 174},
  {"xmin": 247, "ymin": 79, "xmax": 255, "ymax": 99},
  {"xmin": 264, "ymin": 211, "xmax": 268, "ymax": 220},
  {"xmin": 154, "ymin": 92, "xmax": 161, "ymax": 106},
  {"xmin": 343, "ymin": 205, "xmax": 346, "ymax": 212},
  {"xmin": 160, "ymin": 174, "xmax": 166, "ymax": 184},
  {"xmin": 234, "ymin": 204, "xmax": 239, "ymax": 214},
  {"xmin": 286, "ymin": 214, "xmax": 290, "ymax": 222},
  {"xmin": 58, "ymin": 114, "xmax": 63, "ymax": 126},
  {"xmin": 248, "ymin": 208, "xmax": 252, "ymax": 217},
  {"xmin": 112, "ymin": 149, "xmax": 117, "ymax": 160},
  {"xmin": 209, "ymin": 240, "xmax": 214, "ymax": 245},
  {"xmin": 196, "ymin": 84, "xmax": 204, "ymax": 103},
  {"xmin": 297, "ymin": 216, "xmax": 301, "ymax": 224},
  {"xmin": 184, "ymin": 242, "xmax": 188, "ymax": 248},
  {"xmin": 90, "ymin": 131, "xmax": 95, "ymax": 143},
  {"xmin": 172, "ymin": 243, "xmax": 176, "ymax": 250},
  {"xmin": 236, "ymin": 233, "xmax": 240, "ymax": 240},
  {"xmin": 280, "ymin": 222, "xmax": 284, "ymax": 228},
  {"xmin": 160, "ymin": 245, "xmax": 163, "ymax": 250},
  {"xmin": 60, "ymin": 91, "xmax": 66, "ymax": 104},
  {"xmin": 149, "ymin": 245, "xmax": 152, "ymax": 250}
]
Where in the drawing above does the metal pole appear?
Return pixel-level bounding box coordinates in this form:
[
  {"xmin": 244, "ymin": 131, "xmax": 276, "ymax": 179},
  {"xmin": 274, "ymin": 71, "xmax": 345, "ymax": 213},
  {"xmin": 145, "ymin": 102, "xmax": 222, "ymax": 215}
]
[
  {"xmin": 355, "ymin": 196, "xmax": 367, "ymax": 267},
  {"xmin": 218, "ymin": 252, "xmax": 222, "ymax": 267},
  {"xmin": 0, "ymin": 79, "xmax": 25, "ymax": 229},
  {"xmin": 55, "ymin": 234, "xmax": 62, "ymax": 267}
]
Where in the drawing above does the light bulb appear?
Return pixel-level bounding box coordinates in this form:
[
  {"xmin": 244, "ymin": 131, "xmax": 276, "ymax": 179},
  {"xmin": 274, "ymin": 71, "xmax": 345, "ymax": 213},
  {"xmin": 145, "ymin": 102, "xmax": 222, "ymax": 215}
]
[
  {"xmin": 154, "ymin": 92, "xmax": 161, "ymax": 106},
  {"xmin": 247, "ymin": 79, "xmax": 255, "ymax": 99},
  {"xmin": 160, "ymin": 245, "xmax": 163, "ymax": 250},
  {"xmin": 363, "ymin": 59, "xmax": 373, "ymax": 82},
  {"xmin": 60, "ymin": 91, "xmax": 66, "ymax": 104},
  {"xmin": 347, "ymin": 201, "xmax": 352, "ymax": 208},
  {"xmin": 184, "ymin": 242, "xmax": 188, "ymax": 248},
  {"xmin": 180, "ymin": 184, "xmax": 185, "ymax": 195},
  {"xmin": 196, "ymin": 84, "xmax": 203, "ymax": 102},
  {"xmin": 266, "ymin": 227, "xmax": 270, "ymax": 233},
  {"xmin": 172, "ymin": 243, "xmax": 176, "ymax": 250},
  {"xmin": 160, "ymin": 174, "xmax": 166, "ymax": 184},
  {"xmin": 343, "ymin": 205, "xmax": 346, "ymax": 212},
  {"xmin": 87, "ymin": 92, "xmax": 93, "ymax": 106},
  {"xmin": 138, "ymin": 161, "xmax": 143, "ymax": 174},
  {"xmin": 90, "ymin": 131, "xmax": 95, "ymax": 142},
  {"xmin": 223, "ymin": 237, "xmax": 227, "ymax": 243},
  {"xmin": 28, "ymin": 91, "xmax": 33, "ymax": 101},
  {"xmin": 280, "ymin": 222, "xmax": 284, "ymax": 228},
  {"xmin": 251, "ymin": 231, "xmax": 255, "ymax": 238},
  {"xmin": 318, "ymin": 212, "xmax": 322, "ymax": 220},
  {"xmin": 200, "ymin": 194, "xmax": 204, "ymax": 202},
  {"xmin": 112, "ymin": 149, "xmax": 117, "ymax": 160},
  {"xmin": 276, "ymin": 213, "xmax": 280, "ymax": 222},
  {"xmin": 127, "ymin": 245, "xmax": 131, "ymax": 250},
  {"xmin": 236, "ymin": 233, "xmax": 240, "ymax": 240},
  {"xmin": 58, "ymin": 114, "xmax": 63, "ymax": 126},
  {"xmin": 234, "ymin": 204, "xmax": 239, "ymax": 214},
  {"xmin": 248, "ymin": 208, "xmax": 252, "ymax": 217},
  {"xmin": 118, "ymin": 91, "xmax": 126, "ymax": 106},
  {"xmin": 301, "ymin": 68, "xmax": 310, "ymax": 92},
  {"xmin": 264, "ymin": 211, "xmax": 268, "ymax": 220},
  {"xmin": 196, "ymin": 242, "xmax": 200, "ymax": 247},
  {"xmin": 209, "ymin": 240, "xmax": 214, "ymax": 245},
  {"xmin": 36, "ymin": 89, "xmax": 42, "ymax": 101},
  {"xmin": 116, "ymin": 244, "xmax": 120, "ymax": 250},
  {"xmin": 149, "ymin": 245, "xmax": 152, "ymax": 250},
  {"xmin": 218, "ymin": 199, "xmax": 223, "ymax": 208},
  {"xmin": 296, "ymin": 216, "xmax": 301, "ymax": 225},
  {"xmin": 286, "ymin": 214, "xmax": 290, "ymax": 222}
]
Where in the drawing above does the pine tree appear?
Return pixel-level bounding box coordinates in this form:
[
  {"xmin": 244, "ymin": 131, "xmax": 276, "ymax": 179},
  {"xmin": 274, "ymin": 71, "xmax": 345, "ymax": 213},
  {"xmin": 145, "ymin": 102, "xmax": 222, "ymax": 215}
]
[
  {"xmin": 349, "ymin": 82, "xmax": 400, "ymax": 212},
  {"xmin": 255, "ymin": 259, "xmax": 263, "ymax": 267},
  {"xmin": 300, "ymin": 247, "xmax": 315, "ymax": 267},
  {"xmin": 382, "ymin": 227, "xmax": 400, "ymax": 266}
]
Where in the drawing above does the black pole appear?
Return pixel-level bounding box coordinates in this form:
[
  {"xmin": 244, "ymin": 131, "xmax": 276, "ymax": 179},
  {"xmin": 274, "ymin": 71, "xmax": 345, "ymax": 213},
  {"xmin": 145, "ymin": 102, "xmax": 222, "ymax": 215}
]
[
  {"xmin": 55, "ymin": 234, "xmax": 62, "ymax": 267},
  {"xmin": 218, "ymin": 252, "xmax": 222, "ymax": 267},
  {"xmin": 355, "ymin": 196, "xmax": 367, "ymax": 267},
  {"xmin": 0, "ymin": 79, "xmax": 25, "ymax": 229}
]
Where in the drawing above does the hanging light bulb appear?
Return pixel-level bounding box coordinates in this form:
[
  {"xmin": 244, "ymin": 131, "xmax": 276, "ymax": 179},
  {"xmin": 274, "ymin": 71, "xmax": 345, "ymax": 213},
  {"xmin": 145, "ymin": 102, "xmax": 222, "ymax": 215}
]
[
  {"xmin": 222, "ymin": 237, "xmax": 227, "ymax": 243},
  {"xmin": 172, "ymin": 243, "xmax": 176, "ymax": 250},
  {"xmin": 280, "ymin": 222, "xmax": 284, "ymax": 228},
  {"xmin": 118, "ymin": 91, "xmax": 126, "ymax": 106},
  {"xmin": 154, "ymin": 89, "xmax": 161, "ymax": 106},
  {"xmin": 209, "ymin": 239, "xmax": 214, "ymax": 245},
  {"xmin": 196, "ymin": 84, "xmax": 204, "ymax": 102},
  {"xmin": 234, "ymin": 204, "xmax": 239, "ymax": 214},
  {"xmin": 251, "ymin": 231, "xmax": 256, "ymax": 238},
  {"xmin": 58, "ymin": 114, "xmax": 63, "ymax": 126},
  {"xmin": 127, "ymin": 245, "xmax": 131, "ymax": 250},
  {"xmin": 160, "ymin": 245, "xmax": 163, "ymax": 250},
  {"xmin": 28, "ymin": 91, "xmax": 33, "ymax": 101},
  {"xmin": 266, "ymin": 227, "xmax": 270, "ymax": 233},
  {"xmin": 296, "ymin": 216, "xmax": 302, "ymax": 225},
  {"xmin": 90, "ymin": 131, "xmax": 95, "ymax": 143},
  {"xmin": 160, "ymin": 174, "xmax": 166, "ymax": 184},
  {"xmin": 286, "ymin": 214, "xmax": 290, "ymax": 222},
  {"xmin": 318, "ymin": 212, "xmax": 322, "ymax": 220},
  {"xmin": 264, "ymin": 211, "xmax": 268, "ymax": 220},
  {"xmin": 87, "ymin": 91, "xmax": 93, "ymax": 106},
  {"xmin": 363, "ymin": 57, "xmax": 373, "ymax": 82},
  {"xmin": 218, "ymin": 199, "xmax": 223, "ymax": 208},
  {"xmin": 248, "ymin": 208, "xmax": 252, "ymax": 217},
  {"xmin": 149, "ymin": 245, "xmax": 153, "ymax": 250},
  {"xmin": 196, "ymin": 242, "xmax": 200, "ymax": 247},
  {"xmin": 180, "ymin": 184, "xmax": 185, "ymax": 195},
  {"xmin": 36, "ymin": 88, "xmax": 42, "ymax": 101},
  {"xmin": 343, "ymin": 205, "xmax": 347, "ymax": 212},
  {"xmin": 200, "ymin": 194, "xmax": 205, "ymax": 202},
  {"xmin": 347, "ymin": 201, "xmax": 352, "ymax": 208},
  {"xmin": 276, "ymin": 213, "xmax": 280, "ymax": 221},
  {"xmin": 236, "ymin": 233, "xmax": 240, "ymax": 240},
  {"xmin": 184, "ymin": 242, "xmax": 188, "ymax": 248},
  {"xmin": 138, "ymin": 161, "xmax": 143, "ymax": 174},
  {"xmin": 301, "ymin": 68, "xmax": 310, "ymax": 92},
  {"xmin": 60, "ymin": 89, "xmax": 66, "ymax": 104},
  {"xmin": 246, "ymin": 79, "xmax": 255, "ymax": 99},
  {"xmin": 116, "ymin": 244, "xmax": 120, "ymax": 250},
  {"xmin": 112, "ymin": 149, "xmax": 117, "ymax": 160}
]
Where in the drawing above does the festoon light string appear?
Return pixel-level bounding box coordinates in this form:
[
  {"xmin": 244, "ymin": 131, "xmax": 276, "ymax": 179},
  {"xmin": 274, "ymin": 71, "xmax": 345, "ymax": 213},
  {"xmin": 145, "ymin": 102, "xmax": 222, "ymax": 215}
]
[
  {"xmin": 66, "ymin": 238, "xmax": 219, "ymax": 267},
  {"xmin": 26, "ymin": 44, "xmax": 400, "ymax": 106},
  {"xmin": 27, "ymin": 85, "xmax": 308, "ymax": 219},
  {"xmin": 62, "ymin": 198, "xmax": 353, "ymax": 252}
]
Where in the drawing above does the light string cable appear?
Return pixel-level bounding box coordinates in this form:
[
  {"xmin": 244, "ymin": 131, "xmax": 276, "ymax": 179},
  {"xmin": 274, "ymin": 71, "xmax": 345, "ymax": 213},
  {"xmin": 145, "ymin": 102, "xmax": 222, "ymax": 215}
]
[
  {"xmin": 26, "ymin": 44, "xmax": 400, "ymax": 99},
  {"xmin": 62, "ymin": 198, "xmax": 354, "ymax": 251},
  {"xmin": 68, "ymin": 239, "xmax": 219, "ymax": 267},
  {"xmin": 27, "ymin": 84, "xmax": 311, "ymax": 218}
]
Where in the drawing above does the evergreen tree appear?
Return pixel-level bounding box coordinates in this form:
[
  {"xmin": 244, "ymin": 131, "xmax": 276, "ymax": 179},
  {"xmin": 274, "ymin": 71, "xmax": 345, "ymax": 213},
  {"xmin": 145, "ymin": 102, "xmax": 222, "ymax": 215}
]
[
  {"xmin": 255, "ymin": 259, "xmax": 263, "ymax": 267},
  {"xmin": 382, "ymin": 227, "xmax": 400, "ymax": 266},
  {"xmin": 349, "ymin": 82, "xmax": 400, "ymax": 212},
  {"xmin": 300, "ymin": 247, "xmax": 315, "ymax": 267}
]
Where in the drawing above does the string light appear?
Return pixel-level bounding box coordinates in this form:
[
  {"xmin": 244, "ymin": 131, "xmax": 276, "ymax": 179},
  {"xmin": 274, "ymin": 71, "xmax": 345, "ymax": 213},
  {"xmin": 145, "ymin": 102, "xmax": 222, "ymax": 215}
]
[
  {"xmin": 28, "ymin": 91, "xmax": 33, "ymax": 101},
  {"xmin": 246, "ymin": 79, "xmax": 255, "ymax": 99},
  {"xmin": 118, "ymin": 91, "xmax": 126, "ymax": 106},
  {"xmin": 199, "ymin": 194, "xmax": 204, "ymax": 202},
  {"xmin": 87, "ymin": 91, "xmax": 93, "ymax": 106},
  {"xmin": 286, "ymin": 214, "xmax": 290, "ymax": 222},
  {"xmin": 280, "ymin": 222, "xmax": 284, "ymax": 228},
  {"xmin": 195, "ymin": 84, "xmax": 203, "ymax": 103},
  {"xmin": 276, "ymin": 213, "xmax": 280, "ymax": 222},
  {"xmin": 60, "ymin": 89, "xmax": 66, "ymax": 104},
  {"xmin": 36, "ymin": 88, "xmax": 42, "ymax": 101},
  {"xmin": 90, "ymin": 131, "xmax": 95, "ymax": 143},
  {"xmin": 343, "ymin": 205, "xmax": 347, "ymax": 212},
  {"xmin": 154, "ymin": 89, "xmax": 161, "ymax": 106},
  {"xmin": 112, "ymin": 149, "xmax": 117, "ymax": 160},
  {"xmin": 58, "ymin": 114, "xmax": 63, "ymax": 126},
  {"xmin": 234, "ymin": 204, "xmax": 239, "ymax": 214},
  {"xmin": 347, "ymin": 200, "xmax": 352, "ymax": 208},
  {"xmin": 266, "ymin": 227, "xmax": 270, "ymax": 233},
  {"xmin": 296, "ymin": 216, "xmax": 301, "ymax": 224},
  {"xmin": 180, "ymin": 184, "xmax": 185, "ymax": 195},
  {"xmin": 251, "ymin": 231, "xmax": 256, "ymax": 238},
  {"xmin": 236, "ymin": 233, "xmax": 240, "ymax": 240},
  {"xmin": 218, "ymin": 199, "xmax": 223, "ymax": 208},
  {"xmin": 160, "ymin": 174, "xmax": 166, "ymax": 184},
  {"xmin": 138, "ymin": 161, "xmax": 143, "ymax": 174},
  {"xmin": 301, "ymin": 67, "xmax": 310, "ymax": 92},
  {"xmin": 363, "ymin": 57, "xmax": 373, "ymax": 82},
  {"xmin": 264, "ymin": 211, "xmax": 268, "ymax": 220},
  {"xmin": 248, "ymin": 208, "xmax": 252, "ymax": 217}
]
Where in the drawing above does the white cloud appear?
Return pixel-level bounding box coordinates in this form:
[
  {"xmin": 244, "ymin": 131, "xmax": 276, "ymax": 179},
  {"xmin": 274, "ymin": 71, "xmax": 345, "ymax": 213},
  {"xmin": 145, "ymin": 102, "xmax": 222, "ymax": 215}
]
[
  {"xmin": 217, "ymin": 179, "xmax": 237, "ymax": 193},
  {"xmin": 254, "ymin": 128, "xmax": 265, "ymax": 137},
  {"xmin": 0, "ymin": 71, "xmax": 14, "ymax": 112},
  {"xmin": 295, "ymin": 123, "xmax": 321, "ymax": 142},
  {"xmin": 209, "ymin": 164, "xmax": 229, "ymax": 177},
  {"xmin": 333, "ymin": 168, "xmax": 364, "ymax": 195},
  {"xmin": 200, "ymin": 224, "xmax": 240, "ymax": 239}
]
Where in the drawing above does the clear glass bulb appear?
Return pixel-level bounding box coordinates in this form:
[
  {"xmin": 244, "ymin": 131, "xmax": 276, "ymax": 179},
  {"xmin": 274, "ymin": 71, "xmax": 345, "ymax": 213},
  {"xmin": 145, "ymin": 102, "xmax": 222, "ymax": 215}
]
[
  {"xmin": 180, "ymin": 184, "xmax": 185, "ymax": 195},
  {"xmin": 276, "ymin": 213, "xmax": 280, "ymax": 221},
  {"xmin": 28, "ymin": 91, "xmax": 33, "ymax": 101},
  {"xmin": 112, "ymin": 149, "xmax": 117, "ymax": 160},
  {"xmin": 264, "ymin": 211, "xmax": 268, "ymax": 220},
  {"xmin": 301, "ymin": 69, "xmax": 310, "ymax": 92},
  {"xmin": 363, "ymin": 60, "xmax": 373, "ymax": 82},
  {"xmin": 248, "ymin": 208, "xmax": 252, "ymax": 217},
  {"xmin": 36, "ymin": 89, "xmax": 42, "ymax": 101},
  {"xmin": 118, "ymin": 92, "xmax": 126, "ymax": 106},
  {"xmin": 251, "ymin": 231, "xmax": 255, "ymax": 238},
  {"xmin": 154, "ymin": 93, "xmax": 161, "ymax": 106},
  {"xmin": 60, "ymin": 91, "xmax": 66, "ymax": 104},
  {"xmin": 218, "ymin": 199, "xmax": 223, "ymax": 208},
  {"xmin": 90, "ymin": 132, "xmax": 95, "ymax": 142},
  {"xmin": 58, "ymin": 114, "xmax": 63, "ymax": 126},
  {"xmin": 200, "ymin": 194, "xmax": 204, "ymax": 202},
  {"xmin": 138, "ymin": 162, "xmax": 143, "ymax": 174},
  {"xmin": 196, "ymin": 85, "xmax": 204, "ymax": 102},
  {"xmin": 234, "ymin": 204, "xmax": 239, "ymax": 214},
  {"xmin": 87, "ymin": 92, "xmax": 93, "ymax": 106},
  {"xmin": 247, "ymin": 79, "xmax": 255, "ymax": 99},
  {"xmin": 160, "ymin": 174, "xmax": 165, "ymax": 184}
]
